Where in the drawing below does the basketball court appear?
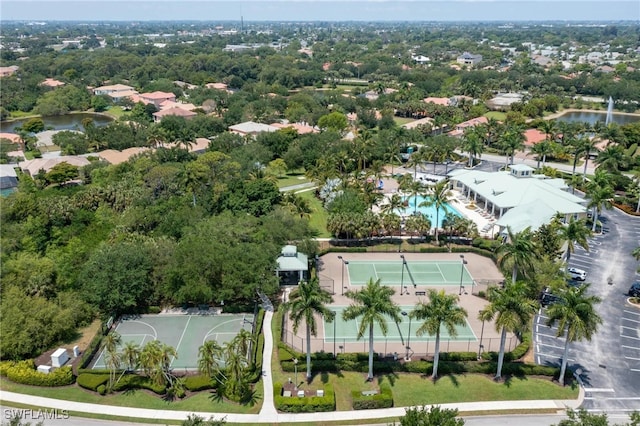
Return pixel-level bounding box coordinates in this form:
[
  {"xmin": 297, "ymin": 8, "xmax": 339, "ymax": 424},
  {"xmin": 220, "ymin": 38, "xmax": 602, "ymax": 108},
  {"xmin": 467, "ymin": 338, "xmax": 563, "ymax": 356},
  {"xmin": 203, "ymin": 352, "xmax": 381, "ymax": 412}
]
[{"xmin": 92, "ymin": 313, "xmax": 253, "ymax": 370}]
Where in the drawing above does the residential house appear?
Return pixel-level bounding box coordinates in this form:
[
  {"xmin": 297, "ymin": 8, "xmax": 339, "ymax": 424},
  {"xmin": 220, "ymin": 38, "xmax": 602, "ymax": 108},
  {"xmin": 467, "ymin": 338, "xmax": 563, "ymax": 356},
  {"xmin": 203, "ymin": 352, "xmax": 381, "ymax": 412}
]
[
  {"xmin": 97, "ymin": 148, "xmax": 150, "ymax": 165},
  {"xmin": 486, "ymin": 93, "xmax": 524, "ymax": 111},
  {"xmin": 18, "ymin": 156, "xmax": 91, "ymax": 176},
  {"xmin": 447, "ymin": 116, "xmax": 488, "ymax": 138},
  {"xmin": 457, "ymin": 52, "xmax": 483, "ymax": 66},
  {"xmin": 138, "ymin": 91, "xmax": 176, "ymax": 108},
  {"xmin": 40, "ymin": 78, "xmax": 65, "ymax": 88},
  {"xmin": 0, "ymin": 164, "xmax": 18, "ymax": 191},
  {"xmin": 228, "ymin": 121, "xmax": 280, "ymax": 137},
  {"xmin": 270, "ymin": 122, "xmax": 318, "ymax": 135},
  {"xmin": 411, "ymin": 55, "xmax": 430, "ymax": 64},
  {"xmin": 0, "ymin": 65, "xmax": 19, "ymax": 77},
  {"xmin": 423, "ymin": 97, "xmax": 450, "ymax": 106},
  {"xmin": 93, "ymin": 83, "xmax": 135, "ymax": 96},
  {"xmin": 152, "ymin": 107, "xmax": 197, "ymax": 123}
]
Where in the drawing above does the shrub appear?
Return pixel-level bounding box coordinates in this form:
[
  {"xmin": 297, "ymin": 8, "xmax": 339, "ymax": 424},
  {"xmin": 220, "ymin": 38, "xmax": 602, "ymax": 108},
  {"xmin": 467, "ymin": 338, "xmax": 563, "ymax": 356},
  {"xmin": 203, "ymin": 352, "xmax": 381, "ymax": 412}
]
[
  {"xmin": 183, "ymin": 375, "xmax": 214, "ymax": 392},
  {"xmin": 351, "ymin": 384, "xmax": 393, "ymax": 410},
  {"xmin": 147, "ymin": 306, "xmax": 162, "ymax": 314},
  {"xmin": 274, "ymin": 383, "xmax": 335, "ymax": 412},
  {"xmin": 112, "ymin": 374, "xmax": 166, "ymax": 395},
  {"xmin": 77, "ymin": 373, "xmax": 109, "ymax": 391},
  {"xmin": 438, "ymin": 352, "xmax": 478, "ymax": 362},
  {"xmin": 0, "ymin": 360, "xmax": 74, "ymax": 387},
  {"xmin": 97, "ymin": 384, "xmax": 107, "ymax": 395}
]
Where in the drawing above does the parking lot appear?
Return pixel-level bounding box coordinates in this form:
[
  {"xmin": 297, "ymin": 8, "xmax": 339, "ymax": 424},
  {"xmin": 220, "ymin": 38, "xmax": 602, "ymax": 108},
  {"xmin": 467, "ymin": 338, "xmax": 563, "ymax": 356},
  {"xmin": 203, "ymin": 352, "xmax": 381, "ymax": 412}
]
[{"xmin": 533, "ymin": 208, "xmax": 640, "ymax": 413}]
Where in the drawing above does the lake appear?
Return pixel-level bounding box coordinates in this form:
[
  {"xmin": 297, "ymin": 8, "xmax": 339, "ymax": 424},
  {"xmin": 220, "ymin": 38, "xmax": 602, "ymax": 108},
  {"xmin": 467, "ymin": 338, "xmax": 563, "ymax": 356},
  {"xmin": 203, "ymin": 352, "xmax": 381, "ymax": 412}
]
[
  {"xmin": 554, "ymin": 111, "xmax": 640, "ymax": 126},
  {"xmin": 0, "ymin": 113, "xmax": 114, "ymax": 133}
]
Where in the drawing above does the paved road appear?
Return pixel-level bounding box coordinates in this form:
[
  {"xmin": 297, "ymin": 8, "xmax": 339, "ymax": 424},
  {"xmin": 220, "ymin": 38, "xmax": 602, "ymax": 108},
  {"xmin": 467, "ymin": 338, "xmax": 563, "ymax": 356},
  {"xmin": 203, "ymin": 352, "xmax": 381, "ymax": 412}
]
[{"xmin": 534, "ymin": 207, "xmax": 640, "ymax": 413}]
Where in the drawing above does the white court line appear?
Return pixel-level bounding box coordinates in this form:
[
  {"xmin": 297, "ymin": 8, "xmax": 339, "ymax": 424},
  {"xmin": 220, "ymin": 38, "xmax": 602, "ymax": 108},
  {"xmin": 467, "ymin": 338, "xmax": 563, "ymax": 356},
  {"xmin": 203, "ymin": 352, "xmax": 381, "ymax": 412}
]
[
  {"xmin": 372, "ymin": 263, "xmax": 379, "ymax": 281},
  {"xmin": 171, "ymin": 315, "xmax": 192, "ymax": 367},
  {"xmin": 583, "ymin": 388, "xmax": 615, "ymax": 392}
]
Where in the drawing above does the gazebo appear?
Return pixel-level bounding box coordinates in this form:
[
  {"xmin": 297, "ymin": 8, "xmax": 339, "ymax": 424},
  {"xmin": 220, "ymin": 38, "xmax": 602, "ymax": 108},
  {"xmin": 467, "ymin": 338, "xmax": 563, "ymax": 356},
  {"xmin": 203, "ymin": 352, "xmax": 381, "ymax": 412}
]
[{"xmin": 276, "ymin": 245, "xmax": 309, "ymax": 285}]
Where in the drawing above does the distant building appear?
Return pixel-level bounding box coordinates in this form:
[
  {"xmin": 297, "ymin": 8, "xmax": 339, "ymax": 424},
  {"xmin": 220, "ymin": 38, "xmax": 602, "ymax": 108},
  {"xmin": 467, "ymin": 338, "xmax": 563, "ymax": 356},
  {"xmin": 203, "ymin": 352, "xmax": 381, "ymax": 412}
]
[
  {"xmin": 93, "ymin": 83, "xmax": 135, "ymax": 96},
  {"xmin": 411, "ymin": 55, "xmax": 430, "ymax": 64},
  {"xmin": 486, "ymin": 93, "xmax": 524, "ymax": 111},
  {"xmin": 0, "ymin": 164, "xmax": 18, "ymax": 191},
  {"xmin": 448, "ymin": 116, "xmax": 489, "ymax": 138},
  {"xmin": 40, "ymin": 78, "xmax": 65, "ymax": 88},
  {"xmin": 152, "ymin": 107, "xmax": 197, "ymax": 123},
  {"xmin": 0, "ymin": 65, "xmax": 19, "ymax": 77},
  {"xmin": 138, "ymin": 91, "xmax": 176, "ymax": 108},
  {"xmin": 457, "ymin": 52, "xmax": 483, "ymax": 66}
]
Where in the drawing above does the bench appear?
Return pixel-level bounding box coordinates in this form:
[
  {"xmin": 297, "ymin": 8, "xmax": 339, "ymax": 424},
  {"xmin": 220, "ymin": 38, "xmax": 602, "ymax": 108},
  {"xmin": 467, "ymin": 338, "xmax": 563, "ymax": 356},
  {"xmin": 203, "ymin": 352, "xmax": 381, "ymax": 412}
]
[
  {"xmin": 361, "ymin": 390, "xmax": 378, "ymax": 396},
  {"xmin": 415, "ymin": 291, "xmax": 426, "ymax": 296}
]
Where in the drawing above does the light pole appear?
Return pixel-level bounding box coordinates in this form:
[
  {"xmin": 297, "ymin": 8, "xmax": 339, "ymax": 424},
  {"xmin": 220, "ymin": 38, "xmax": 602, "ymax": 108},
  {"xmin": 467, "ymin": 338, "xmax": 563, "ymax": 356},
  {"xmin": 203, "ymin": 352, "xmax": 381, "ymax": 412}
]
[
  {"xmin": 338, "ymin": 256, "xmax": 349, "ymax": 296},
  {"xmin": 401, "ymin": 311, "xmax": 412, "ymax": 361},
  {"xmin": 293, "ymin": 357, "xmax": 298, "ymax": 389},
  {"xmin": 478, "ymin": 310, "xmax": 485, "ymax": 360},
  {"xmin": 333, "ymin": 315, "xmax": 337, "ymax": 359},
  {"xmin": 400, "ymin": 254, "xmax": 405, "ymax": 294},
  {"xmin": 459, "ymin": 254, "xmax": 468, "ymax": 295}
]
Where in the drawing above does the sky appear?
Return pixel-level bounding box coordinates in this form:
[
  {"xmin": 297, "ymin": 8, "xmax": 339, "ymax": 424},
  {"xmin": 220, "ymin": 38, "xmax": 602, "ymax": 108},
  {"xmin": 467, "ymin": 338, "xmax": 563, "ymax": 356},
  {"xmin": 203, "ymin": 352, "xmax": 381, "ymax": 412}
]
[{"xmin": 1, "ymin": 0, "xmax": 639, "ymax": 22}]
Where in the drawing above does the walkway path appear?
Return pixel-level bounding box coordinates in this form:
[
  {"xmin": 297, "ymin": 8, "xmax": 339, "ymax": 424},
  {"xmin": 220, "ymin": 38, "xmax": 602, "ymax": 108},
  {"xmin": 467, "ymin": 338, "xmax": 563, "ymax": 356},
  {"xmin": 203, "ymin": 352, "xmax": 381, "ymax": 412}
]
[{"xmin": 0, "ymin": 304, "xmax": 583, "ymax": 423}]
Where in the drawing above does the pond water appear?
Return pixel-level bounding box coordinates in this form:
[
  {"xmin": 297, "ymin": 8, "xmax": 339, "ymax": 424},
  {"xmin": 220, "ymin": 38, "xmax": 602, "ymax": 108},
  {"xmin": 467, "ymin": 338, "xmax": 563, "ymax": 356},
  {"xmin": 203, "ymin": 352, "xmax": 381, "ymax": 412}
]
[
  {"xmin": 554, "ymin": 111, "xmax": 640, "ymax": 126},
  {"xmin": 0, "ymin": 113, "xmax": 114, "ymax": 133}
]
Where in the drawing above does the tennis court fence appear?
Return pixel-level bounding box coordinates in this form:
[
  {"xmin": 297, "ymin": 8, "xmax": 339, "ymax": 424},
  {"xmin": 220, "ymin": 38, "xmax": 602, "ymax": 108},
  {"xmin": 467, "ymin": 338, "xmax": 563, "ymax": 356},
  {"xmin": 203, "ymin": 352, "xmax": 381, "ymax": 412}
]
[{"xmin": 280, "ymin": 328, "xmax": 518, "ymax": 360}]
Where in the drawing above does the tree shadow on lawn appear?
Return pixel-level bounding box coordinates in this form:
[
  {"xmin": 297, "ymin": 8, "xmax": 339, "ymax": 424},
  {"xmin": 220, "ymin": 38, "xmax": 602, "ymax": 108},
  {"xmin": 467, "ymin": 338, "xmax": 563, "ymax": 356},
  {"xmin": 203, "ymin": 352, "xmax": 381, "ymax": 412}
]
[{"xmin": 377, "ymin": 372, "xmax": 399, "ymax": 387}]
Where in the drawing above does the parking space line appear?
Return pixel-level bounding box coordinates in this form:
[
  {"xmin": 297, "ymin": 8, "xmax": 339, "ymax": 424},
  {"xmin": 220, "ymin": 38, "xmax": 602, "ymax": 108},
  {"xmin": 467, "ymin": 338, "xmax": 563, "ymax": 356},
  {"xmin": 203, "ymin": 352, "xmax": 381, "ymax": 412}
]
[
  {"xmin": 583, "ymin": 388, "xmax": 615, "ymax": 392},
  {"xmin": 622, "ymin": 345, "xmax": 640, "ymax": 350},
  {"xmin": 621, "ymin": 334, "xmax": 640, "ymax": 341},
  {"xmin": 536, "ymin": 353, "xmax": 574, "ymax": 362},
  {"xmin": 624, "ymin": 356, "xmax": 640, "ymax": 360},
  {"xmin": 621, "ymin": 325, "xmax": 640, "ymax": 331},
  {"xmin": 535, "ymin": 331, "xmax": 564, "ymax": 340},
  {"xmin": 622, "ymin": 317, "xmax": 640, "ymax": 324},
  {"xmin": 624, "ymin": 310, "xmax": 640, "ymax": 317},
  {"xmin": 536, "ymin": 342, "xmax": 565, "ymax": 350}
]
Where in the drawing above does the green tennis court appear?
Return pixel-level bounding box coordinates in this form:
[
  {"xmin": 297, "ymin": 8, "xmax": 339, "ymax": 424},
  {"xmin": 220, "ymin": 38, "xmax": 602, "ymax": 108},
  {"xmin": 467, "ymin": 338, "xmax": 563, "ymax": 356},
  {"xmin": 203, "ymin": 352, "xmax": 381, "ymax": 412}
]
[
  {"xmin": 92, "ymin": 313, "xmax": 253, "ymax": 370},
  {"xmin": 323, "ymin": 307, "xmax": 476, "ymax": 343},
  {"xmin": 346, "ymin": 260, "xmax": 473, "ymax": 287}
]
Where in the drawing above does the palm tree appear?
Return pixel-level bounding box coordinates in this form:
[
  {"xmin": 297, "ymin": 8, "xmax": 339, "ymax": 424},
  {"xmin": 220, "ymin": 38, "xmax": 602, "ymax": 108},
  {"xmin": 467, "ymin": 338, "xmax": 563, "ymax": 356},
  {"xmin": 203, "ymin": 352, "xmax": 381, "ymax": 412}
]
[
  {"xmin": 342, "ymin": 278, "xmax": 401, "ymax": 381},
  {"xmin": 595, "ymin": 144, "xmax": 627, "ymax": 173},
  {"xmin": 232, "ymin": 328, "xmax": 255, "ymax": 361},
  {"xmin": 586, "ymin": 182, "xmax": 614, "ymax": 232},
  {"xmin": 198, "ymin": 339, "xmax": 224, "ymax": 379},
  {"xmin": 419, "ymin": 180, "xmax": 452, "ymax": 243},
  {"xmin": 284, "ymin": 278, "xmax": 335, "ymax": 381},
  {"xmin": 546, "ymin": 285, "xmax": 602, "ymax": 385},
  {"xmin": 482, "ymin": 282, "xmax": 537, "ymax": 380},
  {"xmin": 102, "ymin": 332, "xmax": 122, "ymax": 390},
  {"xmin": 498, "ymin": 124, "xmax": 525, "ymax": 166},
  {"xmin": 381, "ymin": 193, "xmax": 405, "ymax": 216},
  {"xmin": 531, "ymin": 140, "xmax": 552, "ymax": 169},
  {"xmin": 411, "ymin": 289, "xmax": 468, "ymax": 379},
  {"xmin": 121, "ymin": 341, "xmax": 140, "ymax": 372},
  {"xmin": 557, "ymin": 217, "xmax": 591, "ymax": 266},
  {"xmin": 404, "ymin": 213, "xmax": 431, "ymax": 239},
  {"xmin": 461, "ymin": 126, "xmax": 485, "ymax": 168},
  {"xmin": 496, "ymin": 226, "xmax": 536, "ymax": 285},
  {"xmin": 633, "ymin": 246, "xmax": 640, "ymax": 261}
]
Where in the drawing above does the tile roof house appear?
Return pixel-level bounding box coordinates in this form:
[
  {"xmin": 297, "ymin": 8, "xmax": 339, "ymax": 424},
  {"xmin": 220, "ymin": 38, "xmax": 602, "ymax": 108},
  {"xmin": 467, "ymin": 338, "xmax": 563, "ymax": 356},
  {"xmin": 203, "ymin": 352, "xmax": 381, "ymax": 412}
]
[
  {"xmin": 270, "ymin": 122, "xmax": 318, "ymax": 135},
  {"xmin": 97, "ymin": 148, "xmax": 150, "ymax": 165},
  {"xmin": 0, "ymin": 65, "xmax": 20, "ymax": 77},
  {"xmin": 423, "ymin": 97, "xmax": 451, "ymax": 106},
  {"xmin": 524, "ymin": 129, "xmax": 547, "ymax": 146},
  {"xmin": 40, "ymin": 78, "xmax": 65, "ymax": 88},
  {"xmin": 19, "ymin": 156, "xmax": 91, "ymax": 176},
  {"xmin": 447, "ymin": 116, "xmax": 489, "ymax": 137},
  {"xmin": 228, "ymin": 121, "xmax": 279, "ymax": 137},
  {"xmin": 0, "ymin": 164, "xmax": 18, "ymax": 190},
  {"xmin": 152, "ymin": 107, "xmax": 197, "ymax": 123},
  {"xmin": 138, "ymin": 91, "xmax": 176, "ymax": 108},
  {"xmin": 158, "ymin": 100, "xmax": 197, "ymax": 111},
  {"xmin": 0, "ymin": 133, "xmax": 22, "ymax": 144}
]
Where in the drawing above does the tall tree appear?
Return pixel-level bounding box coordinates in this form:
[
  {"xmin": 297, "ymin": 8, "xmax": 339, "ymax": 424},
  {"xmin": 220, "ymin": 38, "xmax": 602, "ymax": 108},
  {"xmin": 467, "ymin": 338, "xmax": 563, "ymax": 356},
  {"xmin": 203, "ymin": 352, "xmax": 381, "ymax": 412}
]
[
  {"xmin": 419, "ymin": 179, "xmax": 453, "ymax": 243},
  {"xmin": 198, "ymin": 340, "xmax": 224, "ymax": 380},
  {"xmin": 546, "ymin": 285, "xmax": 602, "ymax": 386},
  {"xmin": 557, "ymin": 217, "xmax": 591, "ymax": 266},
  {"xmin": 411, "ymin": 289, "xmax": 468, "ymax": 379},
  {"xmin": 586, "ymin": 182, "xmax": 614, "ymax": 232},
  {"xmin": 342, "ymin": 278, "xmax": 400, "ymax": 381},
  {"xmin": 102, "ymin": 331, "xmax": 122, "ymax": 391},
  {"xmin": 481, "ymin": 282, "xmax": 537, "ymax": 380},
  {"xmin": 496, "ymin": 226, "xmax": 536, "ymax": 285},
  {"xmin": 461, "ymin": 126, "xmax": 485, "ymax": 168},
  {"xmin": 284, "ymin": 278, "xmax": 335, "ymax": 380}
]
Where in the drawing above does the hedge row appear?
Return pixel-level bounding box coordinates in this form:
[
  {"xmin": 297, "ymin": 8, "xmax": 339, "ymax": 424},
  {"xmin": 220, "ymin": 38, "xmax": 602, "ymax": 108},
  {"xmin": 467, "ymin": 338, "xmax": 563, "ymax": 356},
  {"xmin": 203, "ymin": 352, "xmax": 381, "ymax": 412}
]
[
  {"xmin": 0, "ymin": 360, "xmax": 74, "ymax": 387},
  {"xmin": 247, "ymin": 308, "xmax": 266, "ymax": 383},
  {"xmin": 77, "ymin": 372, "xmax": 109, "ymax": 391},
  {"xmin": 112, "ymin": 374, "xmax": 166, "ymax": 395},
  {"xmin": 482, "ymin": 332, "xmax": 531, "ymax": 362},
  {"xmin": 273, "ymin": 383, "xmax": 335, "ymax": 412},
  {"xmin": 183, "ymin": 375, "xmax": 214, "ymax": 392},
  {"xmin": 351, "ymin": 384, "xmax": 393, "ymax": 410}
]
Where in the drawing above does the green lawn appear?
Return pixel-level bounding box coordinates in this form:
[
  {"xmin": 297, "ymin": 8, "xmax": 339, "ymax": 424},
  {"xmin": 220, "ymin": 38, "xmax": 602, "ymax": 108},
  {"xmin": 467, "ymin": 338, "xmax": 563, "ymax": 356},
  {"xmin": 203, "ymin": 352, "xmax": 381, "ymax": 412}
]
[
  {"xmin": 104, "ymin": 106, "xmax": 126, "ymax": 118},
  {"xmin": 393, "ymin": 117, "xmax": 415, "ymax": 125},
  {"xmin": 484, "ymin": 111, "xmax": 507, "ymax": 121},
  {"xmin": 0, "ymin": 379, "xmax": 262, "ymax": 414},
  {"xmin": 276, "ymin": 174, "xmax": 311, "ymax": 189},
  {"xmin": 297, "ymin": 189, "xmax": 330, "ymax": 237}
]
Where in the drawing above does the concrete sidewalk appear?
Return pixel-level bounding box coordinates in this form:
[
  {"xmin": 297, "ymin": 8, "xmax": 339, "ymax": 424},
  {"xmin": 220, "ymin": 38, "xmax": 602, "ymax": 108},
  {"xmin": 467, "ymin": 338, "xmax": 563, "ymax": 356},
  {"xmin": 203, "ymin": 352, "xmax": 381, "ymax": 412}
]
[{"xmin": 0, "ymin": 306, "xmax": 583, "ymax": 424}]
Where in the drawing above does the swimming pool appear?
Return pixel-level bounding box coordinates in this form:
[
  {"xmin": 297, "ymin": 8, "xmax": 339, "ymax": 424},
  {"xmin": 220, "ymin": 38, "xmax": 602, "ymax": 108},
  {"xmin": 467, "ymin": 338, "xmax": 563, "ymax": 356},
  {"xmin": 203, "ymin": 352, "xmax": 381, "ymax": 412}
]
[{"xmin": 400, "ymin": 195, "xmax": 461, "ymax": 228}]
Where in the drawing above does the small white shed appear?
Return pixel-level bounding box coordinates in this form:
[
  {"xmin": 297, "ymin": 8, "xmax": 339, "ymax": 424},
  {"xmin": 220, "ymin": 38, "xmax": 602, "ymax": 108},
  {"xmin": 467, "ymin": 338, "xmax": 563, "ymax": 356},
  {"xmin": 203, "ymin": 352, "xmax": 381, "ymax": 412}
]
[{"xmin": 51, "ymin": 348, "xmax": 69, "ymax": 368}]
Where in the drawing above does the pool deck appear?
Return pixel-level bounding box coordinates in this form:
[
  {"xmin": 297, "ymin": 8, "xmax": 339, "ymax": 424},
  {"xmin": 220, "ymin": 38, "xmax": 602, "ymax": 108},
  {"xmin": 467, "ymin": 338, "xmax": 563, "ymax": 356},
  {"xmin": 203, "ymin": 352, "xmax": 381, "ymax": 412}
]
[{"xmin": 377, "ymin": 169, "xmax": 498, "ymax": 238}]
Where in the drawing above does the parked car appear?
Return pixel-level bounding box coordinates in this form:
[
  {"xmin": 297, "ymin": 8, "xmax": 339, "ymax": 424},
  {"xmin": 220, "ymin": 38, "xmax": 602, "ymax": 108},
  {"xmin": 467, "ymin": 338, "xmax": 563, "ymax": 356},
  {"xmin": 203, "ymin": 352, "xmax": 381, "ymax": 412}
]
[
  {"xmin": 567, "ymin": 267, "xmax": 587, "ymax": 281},
  {"xmin": 540, "ymin": 288, "xmax": 562, "ymax": 307},
  {"xmin": 629, "ymin": 282, "xmax": 640, "ymax": 297}
]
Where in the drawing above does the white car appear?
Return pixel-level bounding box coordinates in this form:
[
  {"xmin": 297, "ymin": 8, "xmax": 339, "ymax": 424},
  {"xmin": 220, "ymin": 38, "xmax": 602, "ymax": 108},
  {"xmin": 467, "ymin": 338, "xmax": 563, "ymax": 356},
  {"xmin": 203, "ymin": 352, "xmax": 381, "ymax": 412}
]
[{"xmin": 567, "ymin": 267, "xmax": 587, "ymax": 281}]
